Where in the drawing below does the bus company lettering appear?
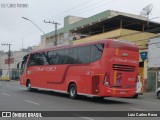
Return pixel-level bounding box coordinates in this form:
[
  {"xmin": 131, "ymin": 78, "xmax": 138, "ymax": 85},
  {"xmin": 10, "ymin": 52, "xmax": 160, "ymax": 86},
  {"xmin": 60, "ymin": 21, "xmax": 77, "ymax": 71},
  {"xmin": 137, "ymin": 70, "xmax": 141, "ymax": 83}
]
[
  {"xmin": 128, "ymin": 78, "xmax": 135, "ymax": 81},
  {"xmin": 109, "ymin": 58, "xmax": 139, "ymax": 64},
  {"xmin": 32, "ymin": 67, "xmax": 56, "ymax": 72}
]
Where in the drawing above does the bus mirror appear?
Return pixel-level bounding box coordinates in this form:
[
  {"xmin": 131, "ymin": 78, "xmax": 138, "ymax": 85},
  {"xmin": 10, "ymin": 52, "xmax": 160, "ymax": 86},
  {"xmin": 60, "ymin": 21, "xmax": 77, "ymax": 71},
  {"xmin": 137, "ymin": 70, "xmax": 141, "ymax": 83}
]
[
  {"xmin": 17, "ymin": 62, "xmax": 20, "ymax": 69},
  {"xmin": 17, "ymin": 63, "xmax": 19, "ymax": 69},
  {"xmin": 17, "ymin": 61, "xmax": 23, "ymax": 69}
]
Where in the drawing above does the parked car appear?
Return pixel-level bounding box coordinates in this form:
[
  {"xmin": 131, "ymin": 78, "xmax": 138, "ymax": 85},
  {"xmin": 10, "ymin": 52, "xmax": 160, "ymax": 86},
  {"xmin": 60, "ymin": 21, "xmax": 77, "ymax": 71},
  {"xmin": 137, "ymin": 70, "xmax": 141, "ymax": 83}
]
[
  {"xmin": 156, "ymin": 87, "xmax": 160, "ymax": 99},
  {"xmin": 0, "ymin": 75, "xmax": 10, "ymax": 81},
  {"xmin": 133, "ymin": 76, "xmax": 143, "ymax": 98}
]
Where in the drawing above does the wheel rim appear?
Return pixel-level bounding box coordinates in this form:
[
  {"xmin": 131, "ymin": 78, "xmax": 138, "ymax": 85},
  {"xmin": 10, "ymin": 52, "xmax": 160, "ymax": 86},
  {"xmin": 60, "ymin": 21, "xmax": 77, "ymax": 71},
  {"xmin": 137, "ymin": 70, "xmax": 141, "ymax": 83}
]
[{"xmin": 70, "ymin": 87, "xmax": 76, "ymax": 97}]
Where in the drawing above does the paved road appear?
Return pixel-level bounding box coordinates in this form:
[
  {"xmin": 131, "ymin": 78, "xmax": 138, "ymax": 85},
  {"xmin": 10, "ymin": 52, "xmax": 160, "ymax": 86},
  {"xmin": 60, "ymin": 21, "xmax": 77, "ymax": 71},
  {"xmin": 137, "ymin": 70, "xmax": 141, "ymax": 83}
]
[{"xmin": 0, "ymin": 80, "xmax": 160, "ymax": 120}]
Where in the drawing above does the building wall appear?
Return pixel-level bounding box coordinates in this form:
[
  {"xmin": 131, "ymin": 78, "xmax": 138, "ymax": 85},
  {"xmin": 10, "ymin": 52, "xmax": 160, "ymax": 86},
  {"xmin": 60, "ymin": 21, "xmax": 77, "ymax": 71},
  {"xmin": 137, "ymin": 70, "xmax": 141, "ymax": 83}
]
[
  {"xmin": 109, "ymin": 10, "xmax": 147, "ymax": 21},
  {"xmin": 66, "ymin": 16, "xmax": 84, "ymax": 25},
  {"xmin": 148, "ymin": 37, "xmax": 160, "ymax": 90},
  {"xmin": 41, "ymin": 10, "xmax": 149, "ymax": 48},
  {"xmin": 73, "ymin": 28, "xmax": 157, "ymax": 48},
  {"xmin": 0, "ymin": 51, "xmax": 28, "ymax": 77},
  {"xmin": 73, "ymin": 29, "xmax": 121, "ymax": 44}
]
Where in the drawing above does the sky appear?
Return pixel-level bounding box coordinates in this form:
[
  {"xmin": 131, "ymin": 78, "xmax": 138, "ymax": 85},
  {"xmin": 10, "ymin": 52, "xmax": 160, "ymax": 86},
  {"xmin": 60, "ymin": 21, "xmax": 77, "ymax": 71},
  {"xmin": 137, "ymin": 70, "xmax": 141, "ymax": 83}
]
[{"xmin": 0, "ymin": 0, "xmax": 160, "ymax": 52}]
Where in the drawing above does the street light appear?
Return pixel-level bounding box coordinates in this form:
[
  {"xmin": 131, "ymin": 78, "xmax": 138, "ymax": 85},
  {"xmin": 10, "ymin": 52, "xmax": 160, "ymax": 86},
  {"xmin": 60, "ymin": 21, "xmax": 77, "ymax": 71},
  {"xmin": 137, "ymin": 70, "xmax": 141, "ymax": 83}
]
[{"xmin": 21, "ymin": 17, "xmax": 48, "ymax": 38}]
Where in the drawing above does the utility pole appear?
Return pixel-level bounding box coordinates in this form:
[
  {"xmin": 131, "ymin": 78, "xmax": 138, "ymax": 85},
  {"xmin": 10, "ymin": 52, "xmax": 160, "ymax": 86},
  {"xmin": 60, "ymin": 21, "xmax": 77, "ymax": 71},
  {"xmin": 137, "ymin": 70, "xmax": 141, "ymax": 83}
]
[
  {"xmin": 22, "ymin": 38, "xmax": 24, "ymax": 50},
  {"xmin": 2, "ymin": 43, "xmax": 12, "ymax": 77},
  {"xmin": 44, "ymin": 20, "xmax": 60, "ymax": 46}
]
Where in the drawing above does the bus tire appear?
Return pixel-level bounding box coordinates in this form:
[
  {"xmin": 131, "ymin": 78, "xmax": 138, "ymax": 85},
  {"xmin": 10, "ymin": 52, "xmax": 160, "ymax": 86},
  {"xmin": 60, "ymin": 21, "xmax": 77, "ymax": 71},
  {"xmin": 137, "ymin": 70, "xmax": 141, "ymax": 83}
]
[
  {"xmin": 133, "ymin": 94, "xmax": 138, "ymax": 98},
  {"xmin": 157, "ymin": 92, "xmax": 160, "ymax": 99},
  {"xmin": 69, "ymin": 84, "xmax": 77, "ymax": 99},
  {"xmin": 93, "ymin": 97, "xmax": 104, "ymax": 100}
]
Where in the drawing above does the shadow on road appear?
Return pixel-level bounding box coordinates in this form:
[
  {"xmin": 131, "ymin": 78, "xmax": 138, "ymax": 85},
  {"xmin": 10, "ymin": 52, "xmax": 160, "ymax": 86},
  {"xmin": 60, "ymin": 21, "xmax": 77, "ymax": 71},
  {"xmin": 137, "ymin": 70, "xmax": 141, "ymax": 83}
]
[{"xmin": 21, "ymin": 89, "xmax": 131, "ymax": 105}]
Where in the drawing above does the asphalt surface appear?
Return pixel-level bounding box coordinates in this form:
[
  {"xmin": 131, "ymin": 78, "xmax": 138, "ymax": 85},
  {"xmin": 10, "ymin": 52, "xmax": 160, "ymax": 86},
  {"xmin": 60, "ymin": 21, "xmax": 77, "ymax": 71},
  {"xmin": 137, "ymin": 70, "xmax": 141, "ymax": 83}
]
[{"xmin": 0, "ymin": 80, "xmax": 160, "ymax": 120}]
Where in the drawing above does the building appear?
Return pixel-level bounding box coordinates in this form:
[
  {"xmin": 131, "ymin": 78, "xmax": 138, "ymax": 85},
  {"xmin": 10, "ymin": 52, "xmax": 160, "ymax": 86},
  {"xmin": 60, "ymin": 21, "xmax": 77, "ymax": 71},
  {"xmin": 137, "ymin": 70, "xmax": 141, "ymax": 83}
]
[
  {"xmin": 0, "ymin": 48, "xmax": 32, "ymax": 79},
  {"xmin": 148, "ymin": 37, "xmax": 160, "ymax": 91},
  {"xmin": 41, "ymin": 10, "xmax": 160, "ymax": 91}
]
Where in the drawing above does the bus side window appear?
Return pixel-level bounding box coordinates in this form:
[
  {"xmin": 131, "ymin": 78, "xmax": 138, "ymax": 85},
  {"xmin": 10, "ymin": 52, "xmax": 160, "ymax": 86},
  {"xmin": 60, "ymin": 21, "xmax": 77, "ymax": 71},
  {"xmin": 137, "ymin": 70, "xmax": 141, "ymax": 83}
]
[
  {"xmin": 28, "ymin": 53, "xmax": 47, "ymax": 66},
  {"xmin": 65, "ymin": 48, "xmax": 78, "ymax": 64},
  {"xmin": 48, "ymin": 50, "xmax": 65, "ymax": 65},
  {"xmin": 77, "ymin": 46, "xmax": 90, "ymax": 64},
  {"xmin": 28, "ymin": 54, "xmax": 36, "ymax": 67},
  {"xmin": 90, "ymin": 43, "xmax": 104, "ymax": 62},
  {"xmin": 56, "ymin": 49, "xmax": 65, "ymax": 64}
]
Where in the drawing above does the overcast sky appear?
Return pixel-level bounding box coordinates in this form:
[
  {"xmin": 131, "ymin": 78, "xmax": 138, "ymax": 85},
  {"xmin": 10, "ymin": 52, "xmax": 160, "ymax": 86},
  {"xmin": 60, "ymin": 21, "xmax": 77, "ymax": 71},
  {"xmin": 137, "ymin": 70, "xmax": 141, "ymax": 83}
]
[{"xmin": 0, "ymin": 0, "xmax": 160, "ymax": 52}]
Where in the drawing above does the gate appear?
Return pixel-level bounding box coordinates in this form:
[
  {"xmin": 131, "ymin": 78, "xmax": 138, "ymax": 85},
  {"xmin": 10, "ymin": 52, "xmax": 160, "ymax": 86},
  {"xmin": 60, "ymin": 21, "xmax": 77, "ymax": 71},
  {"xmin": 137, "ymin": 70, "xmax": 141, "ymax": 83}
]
[{"xmin": 147, "ymin": 70, "xmax": 157, "ymax": 91}]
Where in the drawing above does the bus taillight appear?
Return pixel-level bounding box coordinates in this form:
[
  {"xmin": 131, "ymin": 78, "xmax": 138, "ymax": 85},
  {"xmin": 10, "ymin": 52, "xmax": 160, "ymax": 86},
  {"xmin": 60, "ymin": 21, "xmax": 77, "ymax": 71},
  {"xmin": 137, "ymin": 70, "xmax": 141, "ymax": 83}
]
[{"xmin": 104, "ymin": 73, "xmax": 110, "ymax": 87}]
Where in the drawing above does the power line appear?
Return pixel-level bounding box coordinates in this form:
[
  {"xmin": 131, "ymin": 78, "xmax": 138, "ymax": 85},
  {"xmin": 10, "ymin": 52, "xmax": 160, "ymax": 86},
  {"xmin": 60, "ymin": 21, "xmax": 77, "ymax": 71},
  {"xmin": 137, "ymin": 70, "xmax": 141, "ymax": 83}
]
[
  {"xmin": 44, "ymin": 0, "xmax": 98, "ymax": 20},
  {"xmin": 46, "ymin": 0, "xmax": 118, "ymax": 22}
]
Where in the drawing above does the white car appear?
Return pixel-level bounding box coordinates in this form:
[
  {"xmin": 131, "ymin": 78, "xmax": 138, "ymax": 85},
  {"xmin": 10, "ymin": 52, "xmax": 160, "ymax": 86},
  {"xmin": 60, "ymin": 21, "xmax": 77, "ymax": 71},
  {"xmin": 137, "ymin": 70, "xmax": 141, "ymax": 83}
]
[
  {"xmin": 156, "ymin": 87, "xmax": 160, "ymax": 99},
  {"xmin": 133, "ymin": 76, "xmax": 143, "ymax": 98}
]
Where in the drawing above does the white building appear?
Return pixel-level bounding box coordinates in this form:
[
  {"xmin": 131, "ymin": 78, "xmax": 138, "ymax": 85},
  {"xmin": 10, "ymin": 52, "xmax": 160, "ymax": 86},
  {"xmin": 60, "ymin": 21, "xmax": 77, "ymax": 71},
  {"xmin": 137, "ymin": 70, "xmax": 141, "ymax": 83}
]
[
  {"xmin": 0, "ymin": 50, "xmax": 29, "ymax": 79},
  {"xmin": 148, "ymin": 37, "xmax": 160, "ymax": 90}
]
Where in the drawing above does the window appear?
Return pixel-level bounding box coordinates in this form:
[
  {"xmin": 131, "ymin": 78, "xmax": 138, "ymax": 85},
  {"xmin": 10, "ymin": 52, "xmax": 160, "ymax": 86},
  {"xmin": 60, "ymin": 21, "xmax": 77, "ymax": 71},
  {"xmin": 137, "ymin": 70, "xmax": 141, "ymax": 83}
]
[
  {"xmin": 77, "ymin": 46, "xmax": 91, "ymax": 64},
  {"xmin": 27, "ymin": 43, "xmax": 104, "ymax": 66},
  {"xmin": 28, "ymin": 53, "xmax": 49, "ymax": 66},
  {"xmin": 65, "ymin": 48, "xmax": 78, "ymax": 64},
  {"xmin": 42, "ymin": 52, "xmax": 51, "ymax": 65},
  {"xmin": 48, "ymin": 49, "xmax": 65, "ymax": 65},
  {"xmin": 90, "ymin": 43, "xmax": 104, "ymax": 62},
  {"xmin": 28, "ymin": 54, "xmax": 36, "ymax": 66}
]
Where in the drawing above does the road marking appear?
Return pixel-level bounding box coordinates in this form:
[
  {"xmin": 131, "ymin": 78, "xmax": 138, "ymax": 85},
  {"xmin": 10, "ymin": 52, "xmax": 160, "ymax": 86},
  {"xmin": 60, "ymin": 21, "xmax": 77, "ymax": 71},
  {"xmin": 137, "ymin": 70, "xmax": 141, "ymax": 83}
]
[
  {"xmin": 127, "ymin": 99, "xmax": 159, "ymax": 105},
  {"xmin": 25, "ymin": 100, "xmax": 40, "ymax": 106},
  {"xmin": 73, "ymin": 114, "xmax": 95, "ymax": 120},
  {"xmin": 139, "ymin": 100, "xmax": 158, "ymax": 105},
  {"xmin": 130, "ymin": 108, "xmax": 146, "ymax": 111},
  {"xmin": 7, "ymin": 84, "xmax": 26, "ymax": 90},
  {"xmin": 7, "ymin": 85, "xmax": 15, "ymax": 88},
  {"xmin": 1, "ymin": 93, "xmax": 10, "ymax": 96}
]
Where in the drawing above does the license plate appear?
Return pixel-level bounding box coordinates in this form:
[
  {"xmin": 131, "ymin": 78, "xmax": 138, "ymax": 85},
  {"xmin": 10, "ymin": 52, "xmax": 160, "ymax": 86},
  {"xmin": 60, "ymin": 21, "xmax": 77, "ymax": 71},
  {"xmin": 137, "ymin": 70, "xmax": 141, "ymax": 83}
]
[{"xmin": 120, "ymin": 91, "xmax": 125, "ymax": 94}]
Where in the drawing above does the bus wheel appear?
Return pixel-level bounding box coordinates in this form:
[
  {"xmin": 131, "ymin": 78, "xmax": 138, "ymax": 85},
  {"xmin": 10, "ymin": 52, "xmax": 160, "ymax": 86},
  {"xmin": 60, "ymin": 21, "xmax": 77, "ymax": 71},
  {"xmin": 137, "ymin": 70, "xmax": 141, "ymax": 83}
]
[
  {"xmin": 157, "ymin": 92, "xmax": 160, "ymax": 99},
  {"xmin": 69, "ymin": 84, "xmax": 77, "ymax": 99},
  {"xmin": 133, "ymin": 94, "xmax": 138, "ymax": 98},
  {"xmin": 93, "ymin": 97, "xmax": 104, "ymax": 101}
]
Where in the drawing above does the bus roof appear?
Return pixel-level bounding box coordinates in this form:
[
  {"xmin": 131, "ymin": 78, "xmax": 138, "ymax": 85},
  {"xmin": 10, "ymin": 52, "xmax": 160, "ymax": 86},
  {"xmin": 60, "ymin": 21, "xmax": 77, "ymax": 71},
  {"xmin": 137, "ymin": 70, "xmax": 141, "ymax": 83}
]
[{"xmin": 29, "ymin": 39, "xmax": 138, "ymax": 54}]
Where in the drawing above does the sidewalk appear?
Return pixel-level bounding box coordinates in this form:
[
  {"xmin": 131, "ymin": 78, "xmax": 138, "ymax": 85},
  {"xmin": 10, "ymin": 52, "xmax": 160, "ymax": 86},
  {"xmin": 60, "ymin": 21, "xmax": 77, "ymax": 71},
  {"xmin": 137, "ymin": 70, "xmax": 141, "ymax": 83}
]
[{"xmin": 143, "ymin": 91, "xmax": 156, "ymax": 97}]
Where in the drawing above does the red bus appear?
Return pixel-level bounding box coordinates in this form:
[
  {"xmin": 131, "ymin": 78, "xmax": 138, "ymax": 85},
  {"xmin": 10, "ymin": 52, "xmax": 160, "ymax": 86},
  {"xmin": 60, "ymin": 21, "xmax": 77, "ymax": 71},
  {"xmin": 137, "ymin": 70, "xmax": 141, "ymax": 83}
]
[{"xmin": 18, "ymin": 39, "xmax": 139, "ymax": 99}]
